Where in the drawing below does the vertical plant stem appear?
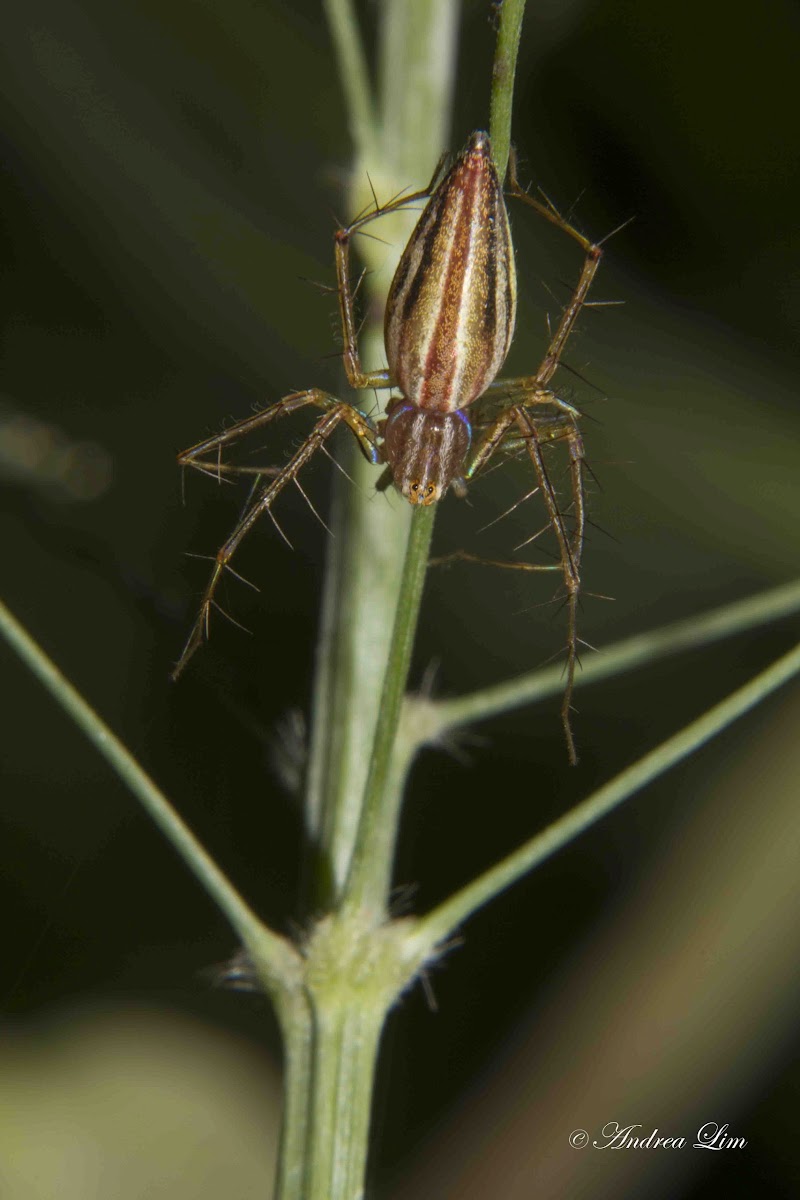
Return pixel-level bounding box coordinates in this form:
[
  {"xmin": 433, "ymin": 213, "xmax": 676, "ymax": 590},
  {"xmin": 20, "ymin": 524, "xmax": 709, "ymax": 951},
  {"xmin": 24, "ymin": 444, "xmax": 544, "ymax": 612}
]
[
  {"xmin": 379, "ymin": 0, "xmax": 459, "ymax": 184},
  {"xmin": 490, "ymin": 0, "xmax": 527, "ymax": 180},
  {"xmin": 288, "ymin": 4, "xmax": 531, "ymax": 1198},
  {"xmin": 323, "ymin": 0, "xmax": 378, "ymax": 158},
  {"xmin": 305, "ymin": 0, "xmax": 460, "ymax": 909},
  {"xmin": 304, "ymin": 449, "xmax": 414, "ymax": 908},
  {"xmin": 285, "ymin": 2, "xmax": 460, "ymax": 1195},
  {"xmin": 343, "ymin": 505, "xmax": 436, "ymax": 918},
  {"xmin": 303, "ymin": 999, "xmax": 385, "ymax": 1198},
  {"xmin": 272, "ymin": 1000, "xmax": 314, "ymax": 1200},
  {"xmin": 284, "ymin": 1, "xmax": 461, "ymax": 1194}
]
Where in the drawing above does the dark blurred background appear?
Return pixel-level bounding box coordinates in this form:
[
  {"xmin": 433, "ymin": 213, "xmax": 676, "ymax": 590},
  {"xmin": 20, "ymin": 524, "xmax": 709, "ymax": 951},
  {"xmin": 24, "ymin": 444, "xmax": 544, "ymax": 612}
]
[{"xmin": 1, "ymin": 1, "xmax": 799, "ymax": 1196}]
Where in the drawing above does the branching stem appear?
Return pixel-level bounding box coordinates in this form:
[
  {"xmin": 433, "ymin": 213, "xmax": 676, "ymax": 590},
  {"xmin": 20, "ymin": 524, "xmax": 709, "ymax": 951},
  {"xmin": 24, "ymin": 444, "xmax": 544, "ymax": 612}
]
[
  {"xmin": 410, "ymin": 639, "xmax": 800, "ymax": 953},
  {"xmin": 428, "ymin": 576, "xmax": 800, "ymax": 737},
  {"xmin": 0, "ymin": 598, "xmax": 300, "ymax": 999}
]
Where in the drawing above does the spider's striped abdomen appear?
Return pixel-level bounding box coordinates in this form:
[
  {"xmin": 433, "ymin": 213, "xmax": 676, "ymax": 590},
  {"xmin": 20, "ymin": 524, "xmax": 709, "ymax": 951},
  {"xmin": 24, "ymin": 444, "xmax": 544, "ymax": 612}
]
[{"xmin": 384, "ymin": 131, "xmax": 517, "ymax": 415}]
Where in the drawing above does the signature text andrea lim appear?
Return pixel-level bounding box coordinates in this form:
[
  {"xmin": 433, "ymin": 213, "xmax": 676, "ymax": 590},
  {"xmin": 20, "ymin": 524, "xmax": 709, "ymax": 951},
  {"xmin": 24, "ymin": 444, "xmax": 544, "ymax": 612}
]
[{"xmin": 568, "ymin": 1122, "xmax": 747, "ymax": 1151}]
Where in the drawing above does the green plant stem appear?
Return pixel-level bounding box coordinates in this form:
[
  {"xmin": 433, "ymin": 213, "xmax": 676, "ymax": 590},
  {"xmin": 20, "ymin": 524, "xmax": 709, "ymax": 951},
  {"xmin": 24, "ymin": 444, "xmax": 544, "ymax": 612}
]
[
  {"xmin": 305, "ymin": 0, "xmax": 525, "ymax": 909},
  {"xmin": 304, "ymin": 442, "xmax": 414, "ymax": 908},
  {"xmin": 343, "ymin": 505, "xmax": 436, "ymax": 918},
  {"xmin": 303, "ymin": 999, "xmax": 384, "ymax": 1197},
  {"xmin": 323, "ymin": 0, "xmax": 378, "ymax": 159},
  {"xmin": 0, "ymin": 597, "xmax": 300, "ymax": 994},
  {"xmin": 288, "ymin": 2, "xmax": 462, "ymax": 1197},
  {"xmin": 411, "ymin": 640, "xmax": 800, "ymax": 951},
  {"xmin": 490, "ymin": 0, "xmax": 527, "ymax": 180},
  {"xmin": 273, "ymin": 1005, "xmax": 314, "ymax": 1200},
  {"xmin": 284, "ymin": 915, "xmax": 428, "ymax": 1200},
  {"xmin": 379, "ymin": 0, "xmax": 459, "ymax": 182},
  {"xmin": 304, "ymin": 0, "xmax": 460, "ymax": 910},
  {"xmin": 428, "ymin": 576, "xmax": 800, "ymax": 736}
]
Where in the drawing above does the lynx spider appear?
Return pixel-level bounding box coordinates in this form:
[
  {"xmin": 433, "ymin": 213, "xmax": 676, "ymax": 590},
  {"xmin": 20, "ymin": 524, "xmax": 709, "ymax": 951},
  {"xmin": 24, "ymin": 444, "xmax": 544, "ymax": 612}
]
[{"xmin": 174, "ymin": 132, "xmax": 607, "ymax": 763}]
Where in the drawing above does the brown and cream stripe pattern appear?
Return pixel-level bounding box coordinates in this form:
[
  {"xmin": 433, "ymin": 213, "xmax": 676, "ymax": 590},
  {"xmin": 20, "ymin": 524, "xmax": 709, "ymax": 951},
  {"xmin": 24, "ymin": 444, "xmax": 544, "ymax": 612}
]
[{"xmin": 384, "ymin": 131, "xmax": 517, "ymax": 415}]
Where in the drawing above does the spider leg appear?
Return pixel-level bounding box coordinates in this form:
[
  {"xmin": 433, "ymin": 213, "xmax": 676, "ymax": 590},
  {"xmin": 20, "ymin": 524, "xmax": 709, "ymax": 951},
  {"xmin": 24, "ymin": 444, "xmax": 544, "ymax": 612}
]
[
  {"xmin": 173, "ymin": 397, "xmax": 379, "ymax": 680},
  {"xmin": 465, "ymin": 400, "xmax": 585, "ymax": 764},
  {"xmin": 501, "ymin": 391, "xmax": 587, "ymax": 763},
  {"xmin": 334, "ymin": 159, "xmax": 447, "ymax": 391},
  {"xmin": 430, "ymin": 549, "xmax": 561, "ymax": 573},
  {"xmin": 514, "ymin": 409, "xmax": 585, "ymax": 765},
  {"xmin": 464, "ymin": 407, "xmax": 518, "ymax": 479},
  {"xmin": 179, "ymin": 390, "xmax": 338, "ymax": 479},
  {"xmin": 510, "ymin": 395, "xmax": 586, "ymax": 567},
  {"xmin": 180, "ymin": 389, "xmax": 380, "ymax": 477},
  {"xmin": 468, "ymin": 146, "xmax": 600, "ymax": 760},
  {"xmin": 497, "ymin": 152, "xmax": 603, "ymax": 392}
]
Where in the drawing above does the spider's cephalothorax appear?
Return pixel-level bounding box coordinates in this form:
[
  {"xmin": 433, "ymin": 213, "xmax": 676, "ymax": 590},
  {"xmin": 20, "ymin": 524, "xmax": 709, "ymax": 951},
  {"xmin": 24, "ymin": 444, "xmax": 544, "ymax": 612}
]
[
  {"xmin": 381, "ymin": 401, "xmax": 472, "ymax": 506},
  {"xmin": 382, "ymin": 131, "xmax": 515, "ymax": 503},
  {"xmin": 174, "ymin": 131, "xmax": 605, "ymax": 761}
]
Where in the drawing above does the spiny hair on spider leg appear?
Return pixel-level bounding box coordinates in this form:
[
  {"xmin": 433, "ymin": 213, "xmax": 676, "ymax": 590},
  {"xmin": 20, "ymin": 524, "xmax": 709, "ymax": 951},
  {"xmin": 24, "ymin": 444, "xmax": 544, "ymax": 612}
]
[
  {"xmin": 583, "ymin": 515, "xmax": 619, "ymax": 545},
  {"xmin": 292, "ymin": 474, "xmax": 333, "ymax": 536},
  {"xmin": 222, "ymin": 561, "xmax": 260, "ymax": 592},
  {"xmin": 299, "ymin": 274, "xmax": 337, "ymax": 296},
  {"xmin": 319, "ymin": 441, "xmax": 359, "ymax": 488},
  {"xmin": 476, "ymin": 484, "xmax": 544, "ymax": 532},
  {"xmin": 209, "ymin": 598, "xmax": 252, "ymax": 636}
]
